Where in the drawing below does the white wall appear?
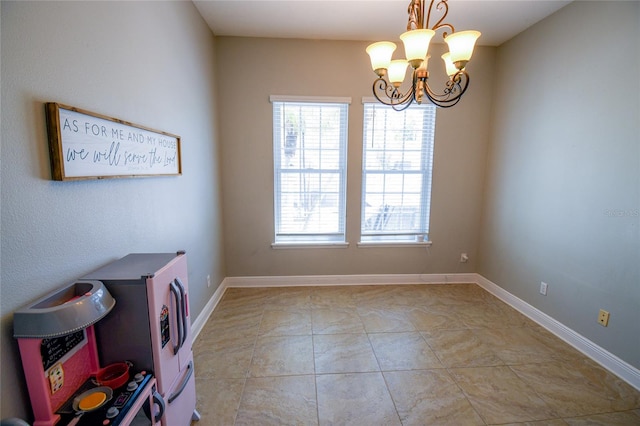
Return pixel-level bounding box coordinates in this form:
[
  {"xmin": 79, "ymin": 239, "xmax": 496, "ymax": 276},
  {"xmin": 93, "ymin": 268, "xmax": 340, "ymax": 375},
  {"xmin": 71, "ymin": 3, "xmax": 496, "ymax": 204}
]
[
  {"xmin": 216, "ymin": 37, "xmax": 495, "ymax": 276},
  {"xmin": 479, "ymin": 1, "xmax": 640, "ymax": 369},
  {"xmin": 0, "ymin": 1, "xmax": 224, "ymax": 420}
]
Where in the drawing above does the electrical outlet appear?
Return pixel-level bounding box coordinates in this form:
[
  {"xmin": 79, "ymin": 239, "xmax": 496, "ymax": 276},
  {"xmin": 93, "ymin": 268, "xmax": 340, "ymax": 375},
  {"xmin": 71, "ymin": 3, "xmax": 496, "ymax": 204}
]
[
  {"xmin": 540, "ymin": 282, "xmax": 548, "ymax": 296},
  {"xmin": 598, "ymin": 309, "xmax": 610, "ymax": 327},
  {"xmin": 207, "ymin": 275, "xmax": 211, "ymax": 288},
  {"xmin": 459, "ymin": 253, "xmax": 469, "ymax": 263}
]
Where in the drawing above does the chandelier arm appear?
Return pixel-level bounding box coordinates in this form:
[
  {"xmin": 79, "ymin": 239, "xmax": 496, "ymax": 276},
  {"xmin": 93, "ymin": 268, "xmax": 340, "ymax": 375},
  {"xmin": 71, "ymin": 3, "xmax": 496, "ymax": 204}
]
[
  {"xmin": 372, "ymin": 77, "xmax": 415, "ymax": 111},
  {"xmin": 422, "ymin": 70, "xmax": 470, "ymax": 108},
  {"xmin": 390, "ymin": 98, "xmax": 415, "ymax": 112},
  {"xmin": 424, "ymin": 81, "xmax": 463, "ymax": 105},
  {"xmin": 429, "ymin": 0, "xmax": 455, "ymax": 35}
]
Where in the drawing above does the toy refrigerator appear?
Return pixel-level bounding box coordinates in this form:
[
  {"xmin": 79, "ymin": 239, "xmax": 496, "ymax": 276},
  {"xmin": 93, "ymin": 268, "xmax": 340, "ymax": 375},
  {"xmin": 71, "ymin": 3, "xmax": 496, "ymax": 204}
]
[{"xmin": 83, "ymin": 251, "xmax": 200, "ymax": 426}]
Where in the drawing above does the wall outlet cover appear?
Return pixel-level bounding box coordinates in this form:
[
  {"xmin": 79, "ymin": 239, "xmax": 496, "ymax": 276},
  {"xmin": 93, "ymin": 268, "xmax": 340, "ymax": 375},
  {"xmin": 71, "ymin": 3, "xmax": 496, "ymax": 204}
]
[
  {"xmin": 598, "ymin": 309, "xmax": 610, "ymax": 327},
  {"xmin": 540, "ymin": 282, "xmax": 548, "ymax": 296}
]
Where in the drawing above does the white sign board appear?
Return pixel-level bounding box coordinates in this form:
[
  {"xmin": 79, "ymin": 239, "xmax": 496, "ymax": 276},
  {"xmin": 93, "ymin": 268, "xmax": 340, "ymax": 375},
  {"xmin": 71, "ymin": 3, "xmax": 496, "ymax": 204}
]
[{"xmin": 46, "ymin": 103, "xmax": 182, "ymax": 180}]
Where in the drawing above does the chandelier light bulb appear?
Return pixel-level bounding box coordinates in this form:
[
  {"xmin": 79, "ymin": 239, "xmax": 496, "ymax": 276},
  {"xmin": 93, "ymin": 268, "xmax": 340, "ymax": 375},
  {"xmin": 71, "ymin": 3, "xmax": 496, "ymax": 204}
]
[
  {"xmin": 400, "ymin": 29, "xmax": 436, "ymax": 69},
  {"xmin": 444, "ymin": 30, "xmax": 481, "ymax": 68},
  {"xmin": 388, "ymin": 60, "xmax": 409, "ymax": 87},
  {"xmin": 441, "ymin": 52, "xmax": 458, "ymax": 77},
  {"xmin": 366, "ymin": 41, "xmax": 397, "ymax": 76}
]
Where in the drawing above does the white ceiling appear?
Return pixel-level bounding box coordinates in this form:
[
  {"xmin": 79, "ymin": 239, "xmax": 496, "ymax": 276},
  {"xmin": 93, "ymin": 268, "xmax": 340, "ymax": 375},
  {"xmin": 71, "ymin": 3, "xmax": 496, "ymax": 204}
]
[{"xmin": 193, "ymin": 0, "xmax": 572, "ymax": 47}]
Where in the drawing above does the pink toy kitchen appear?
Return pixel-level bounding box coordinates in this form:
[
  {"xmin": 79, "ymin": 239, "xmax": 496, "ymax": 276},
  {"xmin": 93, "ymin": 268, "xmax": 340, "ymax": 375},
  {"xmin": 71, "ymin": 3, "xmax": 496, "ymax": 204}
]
[{"xmin": 13, "ymin": 251, "xmax": 200, "ymax": 426}]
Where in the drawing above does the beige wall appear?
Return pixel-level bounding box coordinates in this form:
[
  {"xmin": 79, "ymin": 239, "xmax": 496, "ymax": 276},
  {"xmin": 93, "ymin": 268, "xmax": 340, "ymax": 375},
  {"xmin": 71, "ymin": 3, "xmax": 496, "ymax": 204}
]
[
  {"xmin": 479, "ymin": 1, "xmax": 640, "ymax": 369},
  {"xmin": 4, "ymin": 0, "xmax": 637, "ymax": 421},
  {"xmin": 0, "ymin": 1, "xmax": 224, "ymax": 420},
  {"xmin": 216, "ymin": 37, "xmax": 495, "ymax": 276}
]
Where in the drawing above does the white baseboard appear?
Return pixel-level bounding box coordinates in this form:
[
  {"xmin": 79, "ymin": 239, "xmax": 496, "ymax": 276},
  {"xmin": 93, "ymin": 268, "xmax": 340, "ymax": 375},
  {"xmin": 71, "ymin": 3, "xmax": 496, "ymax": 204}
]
[
  {"xmin": 224, "ymin": 273, "xmax": 477, "ymax": 287},
  {"xmin": 190, "ymin": 277, "xmax": 229, "ymax": 341},
  {"xmin": 191, "ymin": 273, "xmax": 640, "ymax": 391},
  {"xmin": 474, "ymin": 274, "xmax": 640, "ymax": 391}
]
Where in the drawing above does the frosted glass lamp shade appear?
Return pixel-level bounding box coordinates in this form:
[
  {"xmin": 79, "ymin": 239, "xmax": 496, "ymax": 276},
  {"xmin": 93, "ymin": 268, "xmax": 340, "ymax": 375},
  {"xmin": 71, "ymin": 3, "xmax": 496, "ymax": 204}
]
[
  {"xmin": 444, "ymin": 30, "xmax": 481, "ymax": 64},
  {"xmin": 400, "ymin": 29, "xmax": 435, "ymax": 68},
  {"xmin": 366, "ymin": 41, "xmax": 397, "ymax": 75},
  {"xmin": 388, "ymin": 60, "xmax": 408, "ymax": 86},
  {"xmin": 441, "ymin": 52, "xmax": 458, "ymax": 76}
]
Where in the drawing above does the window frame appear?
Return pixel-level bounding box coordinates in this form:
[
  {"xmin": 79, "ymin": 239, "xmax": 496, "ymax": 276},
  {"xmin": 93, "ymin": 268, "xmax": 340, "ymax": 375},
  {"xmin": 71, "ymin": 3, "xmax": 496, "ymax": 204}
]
[
  {"xmin": 271, "ymin": 95, "xmax": 351, "ymax": 248},
  {"xmin": 359, "ymin": 99, "xmax": 436, "ymax": 247}
]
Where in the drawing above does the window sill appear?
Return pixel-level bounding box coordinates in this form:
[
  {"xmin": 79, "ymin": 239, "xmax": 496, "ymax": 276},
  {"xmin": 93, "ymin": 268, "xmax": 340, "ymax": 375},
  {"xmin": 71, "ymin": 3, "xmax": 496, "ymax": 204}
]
[
  {"xmin": 271, "ymin": 242, "xmax": 350, "ymax": 249},
  {"xmin": 357, "ymin": 241, "xmax": 433, "ymax": 248}
]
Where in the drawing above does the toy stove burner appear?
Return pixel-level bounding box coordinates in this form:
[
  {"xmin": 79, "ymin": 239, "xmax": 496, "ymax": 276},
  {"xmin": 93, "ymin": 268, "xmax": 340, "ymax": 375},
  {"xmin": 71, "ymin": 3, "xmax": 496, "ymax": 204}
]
[{"xmin": 56, "ymin": 369, "xmax": 153, "ymax": 425}]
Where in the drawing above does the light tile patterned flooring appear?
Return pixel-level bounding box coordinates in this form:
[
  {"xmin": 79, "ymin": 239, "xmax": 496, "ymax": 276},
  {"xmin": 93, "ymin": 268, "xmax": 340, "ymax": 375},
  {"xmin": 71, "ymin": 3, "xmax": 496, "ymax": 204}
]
[{"xmin": 192, "ymin": 284, "xmax": 640, "ymax": 425}]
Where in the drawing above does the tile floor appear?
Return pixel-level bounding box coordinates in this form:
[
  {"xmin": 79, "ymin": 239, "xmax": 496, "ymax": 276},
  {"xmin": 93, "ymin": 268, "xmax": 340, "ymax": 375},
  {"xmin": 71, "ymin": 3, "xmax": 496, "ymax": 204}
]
[{"xmin": 192, "ymin": 284, "xmax": 640, "ymax": 425}]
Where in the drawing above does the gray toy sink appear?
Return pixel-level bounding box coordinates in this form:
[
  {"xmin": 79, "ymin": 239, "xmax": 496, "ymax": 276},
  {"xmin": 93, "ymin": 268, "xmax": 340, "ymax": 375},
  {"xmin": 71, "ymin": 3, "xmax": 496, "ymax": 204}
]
[{"xmin": 13, "ymin": 280, "xmax": 115, "ymax": 338}]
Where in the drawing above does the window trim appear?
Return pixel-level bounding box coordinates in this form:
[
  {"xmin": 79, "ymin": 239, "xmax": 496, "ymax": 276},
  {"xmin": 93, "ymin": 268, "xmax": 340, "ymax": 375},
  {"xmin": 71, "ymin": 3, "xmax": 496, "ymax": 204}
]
[
  {"xmin": 271, "ymin": 95, "xmax": 352, "ymax": 104},
  {"xmin": 271, "ymin": 242, "xmax": 350, "ymax": 249},
  {"xmin": 357, "ymin": 240, "xmax": 432, "ymax": 248},
  {"xmin": 271, "ymin": 96, "xmax": 351, "ymax": 246},
  {"xmin": 359, "ymin": 100, "xmax": 436, "ymax": 245}
]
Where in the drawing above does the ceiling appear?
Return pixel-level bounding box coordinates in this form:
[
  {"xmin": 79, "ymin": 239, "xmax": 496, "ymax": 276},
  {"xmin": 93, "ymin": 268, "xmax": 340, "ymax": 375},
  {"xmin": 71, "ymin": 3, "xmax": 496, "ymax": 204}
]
[{"xmin": 193, "ymin": 0, "xmax": 572, "ymax": 47}]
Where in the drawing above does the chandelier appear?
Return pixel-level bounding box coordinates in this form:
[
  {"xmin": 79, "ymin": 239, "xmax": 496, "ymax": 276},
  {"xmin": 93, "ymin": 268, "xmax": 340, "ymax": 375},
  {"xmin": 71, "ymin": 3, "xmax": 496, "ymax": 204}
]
[{"xmin": 366, "ymin": 0, "xmax": 481, "ymax": 110}]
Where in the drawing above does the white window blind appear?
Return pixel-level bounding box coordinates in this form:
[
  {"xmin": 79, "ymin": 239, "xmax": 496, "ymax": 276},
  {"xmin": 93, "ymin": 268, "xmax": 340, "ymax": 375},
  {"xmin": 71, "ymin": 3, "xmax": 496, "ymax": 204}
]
[
  {"xmin": 272, "ymin": 99, "xmax": 349, "ymax": 244},
  {"xmin": 361, "ymin": 102, "xmax": 436, "ymax": 242}
]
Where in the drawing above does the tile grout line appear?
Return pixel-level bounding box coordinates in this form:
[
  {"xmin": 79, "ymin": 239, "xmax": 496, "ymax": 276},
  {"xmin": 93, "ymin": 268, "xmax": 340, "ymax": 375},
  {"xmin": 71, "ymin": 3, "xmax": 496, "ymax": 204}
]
[
  {"xmin": 415, "ymin": 320, "xmax": 490, "ymax": 425},
  {"xmin": 201, "ymin": 286, "xmax": 640, "ymax": 425},
  {"xmin": 359, "ymin": 309, "xmax": 404, "ymax": 425},
  {"xmin": 436, "ymin": 368, "xmax": 490, "ymax": 426},
  {"xmin": 504, "ymin": 363, "xmax": 565, "ymax": 422},
  {"xmin": 310, "ymin": 306, "xmax": 321, "ymax": 426},
  {"xmin": 233, "ymin": 304, "xmax": 266, "ymax": 426}
]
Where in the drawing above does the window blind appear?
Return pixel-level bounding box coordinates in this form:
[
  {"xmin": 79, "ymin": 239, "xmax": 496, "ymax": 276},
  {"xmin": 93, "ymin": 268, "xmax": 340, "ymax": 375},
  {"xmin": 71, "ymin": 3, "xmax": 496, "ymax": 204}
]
[
  {"xmin": 272, "ymin": 100, "xmax": 349, "ymax": 243},
  {"xmin": 361, "ymin": 102, "xmax": 436, "ymax": 242}
]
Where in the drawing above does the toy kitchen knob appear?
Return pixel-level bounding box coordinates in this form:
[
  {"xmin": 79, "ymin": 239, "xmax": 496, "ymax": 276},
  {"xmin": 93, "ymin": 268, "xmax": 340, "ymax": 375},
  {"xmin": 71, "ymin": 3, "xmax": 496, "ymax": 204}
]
[
  {"xmin": 106, "ymin": 407, "xmax": 119, "ymax": 419},
  {"xmin": 126, "ymin": 381, "xmax": 138, "ymax": 391}
]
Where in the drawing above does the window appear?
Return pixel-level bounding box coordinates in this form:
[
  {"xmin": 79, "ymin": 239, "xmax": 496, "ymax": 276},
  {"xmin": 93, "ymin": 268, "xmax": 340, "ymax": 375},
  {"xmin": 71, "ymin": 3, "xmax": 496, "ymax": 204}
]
[
  {"xmin": 361, "ymin": 102, "xmax": 436, "ymax": 243},
  {"xmin": 272, "ymin": 96, "xmax": 349, "ymax": 245}
]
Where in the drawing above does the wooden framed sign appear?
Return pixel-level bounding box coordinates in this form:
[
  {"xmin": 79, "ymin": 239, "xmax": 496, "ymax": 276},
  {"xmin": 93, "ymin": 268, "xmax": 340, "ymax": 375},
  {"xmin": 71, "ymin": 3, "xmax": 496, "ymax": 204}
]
[{"xmin": 45, "ymin": 102, "xmax": 182, "ymax": 180}]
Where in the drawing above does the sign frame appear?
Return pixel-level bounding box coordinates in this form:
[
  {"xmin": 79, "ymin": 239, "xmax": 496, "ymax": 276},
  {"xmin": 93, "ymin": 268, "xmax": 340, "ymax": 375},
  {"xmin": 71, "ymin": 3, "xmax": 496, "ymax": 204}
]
[{"xmin": 45, "ymin": 102, "xmax": 182, "ymax": 181}]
